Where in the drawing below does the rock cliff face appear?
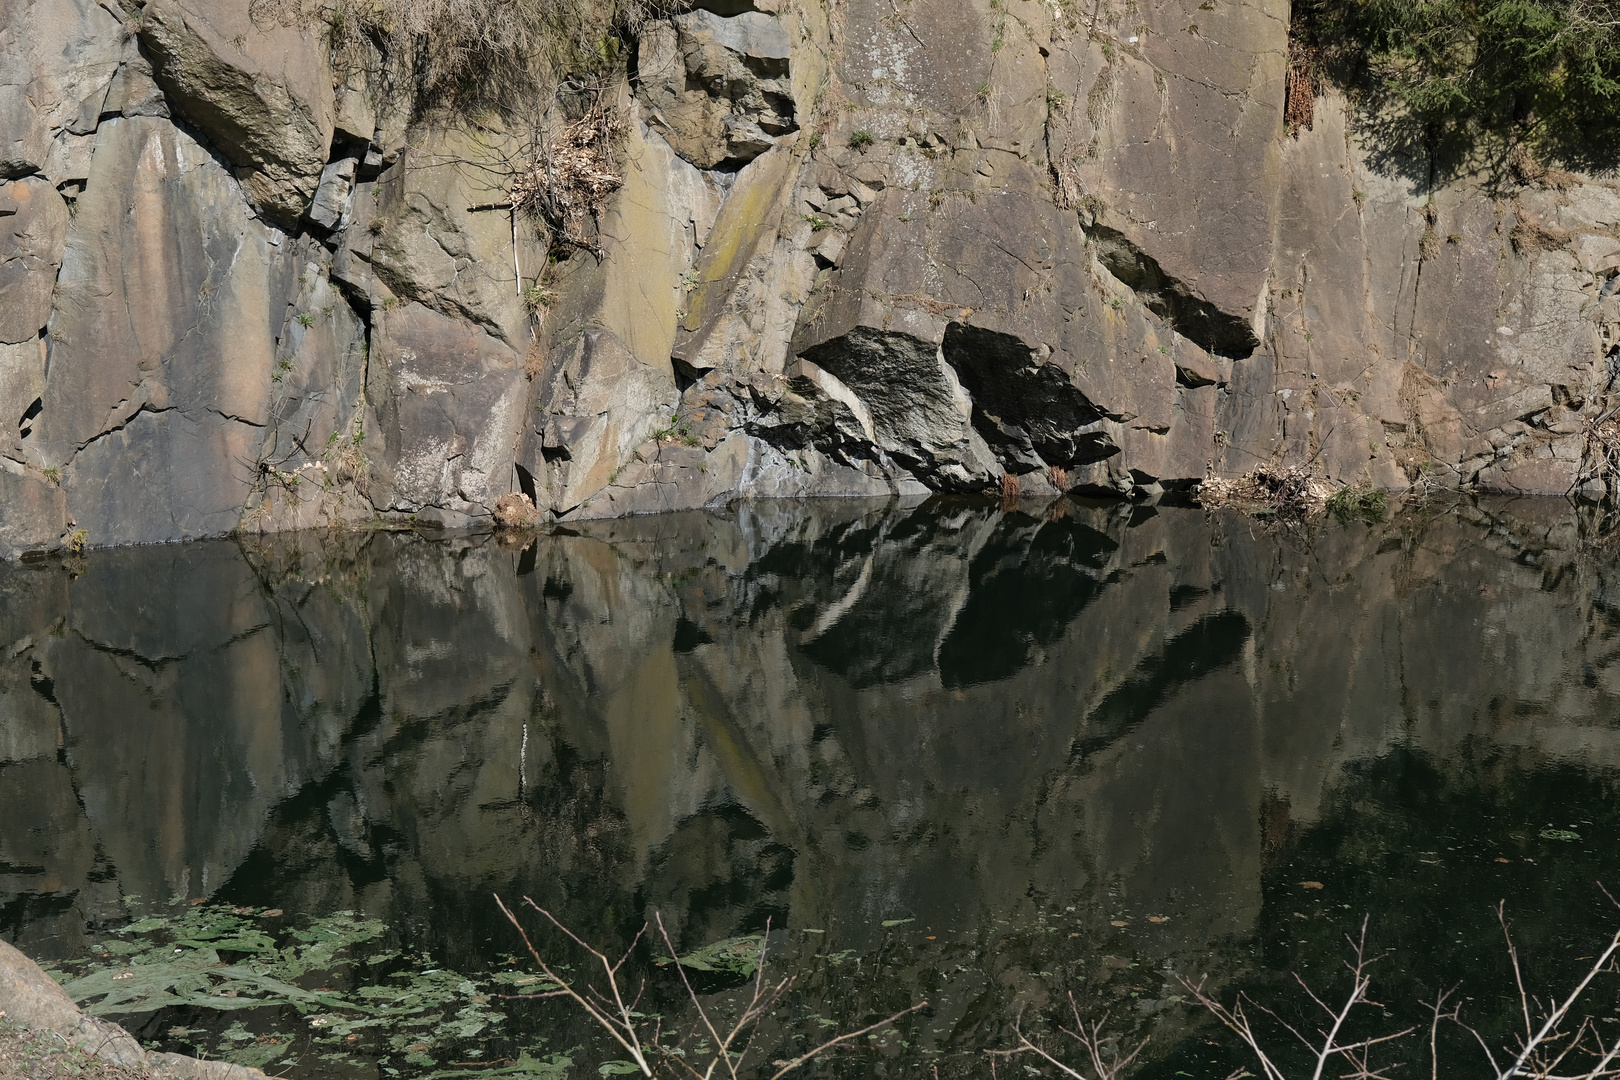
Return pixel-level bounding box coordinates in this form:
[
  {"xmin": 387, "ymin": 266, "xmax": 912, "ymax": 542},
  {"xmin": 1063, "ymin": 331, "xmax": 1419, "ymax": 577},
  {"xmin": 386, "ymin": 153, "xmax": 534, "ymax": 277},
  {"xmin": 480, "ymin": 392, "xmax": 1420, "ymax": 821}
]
[{"xmin": 3, "ymin": 0, "xmax": 1619, "ymax": 555}]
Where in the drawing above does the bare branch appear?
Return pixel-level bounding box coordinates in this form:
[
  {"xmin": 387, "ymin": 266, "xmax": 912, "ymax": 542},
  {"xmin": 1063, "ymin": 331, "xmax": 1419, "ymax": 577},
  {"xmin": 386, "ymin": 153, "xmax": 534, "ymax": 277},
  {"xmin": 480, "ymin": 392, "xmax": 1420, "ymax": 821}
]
[
  {"xmin": 768, "ymin": 1003, "xmax": 928, "ymax": 1080},
  {"xmin": 495, "ymin": 895, "xmax": 653, "ymax": 1077}
]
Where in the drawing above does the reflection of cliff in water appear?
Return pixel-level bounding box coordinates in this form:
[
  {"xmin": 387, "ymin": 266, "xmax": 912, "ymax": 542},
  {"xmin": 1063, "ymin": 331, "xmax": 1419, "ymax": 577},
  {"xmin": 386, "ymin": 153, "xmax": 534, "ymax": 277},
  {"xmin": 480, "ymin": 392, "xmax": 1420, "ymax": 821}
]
[{"xmin": 5, "ymin": 497, "xmax": 1620, "ymax": 1049}]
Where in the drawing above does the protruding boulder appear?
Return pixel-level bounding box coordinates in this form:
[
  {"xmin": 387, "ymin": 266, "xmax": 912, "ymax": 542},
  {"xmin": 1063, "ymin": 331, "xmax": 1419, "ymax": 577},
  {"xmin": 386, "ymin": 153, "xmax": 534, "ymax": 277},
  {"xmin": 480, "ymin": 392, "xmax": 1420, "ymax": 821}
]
[
  {"xmin": 0, "ymin": 465, "xmax": 66, "ymax": 560},
  {"xmin": 137, "ymin": 0, "xmax": 335, "ymax": 226},
  {"xmin": 0, "ymin": 0, "xmax": 122, "ymax": 179},
  {"xmin": 0, "ymin": 938, "xmax": 269, "ymax": 1078},
  {"xmin": 638, "ymin": 9, "xmax": 796, "ymax": 168},
  {"xmin": 307, "ymin": 151, "xmax": 359, "ymax": 232}
]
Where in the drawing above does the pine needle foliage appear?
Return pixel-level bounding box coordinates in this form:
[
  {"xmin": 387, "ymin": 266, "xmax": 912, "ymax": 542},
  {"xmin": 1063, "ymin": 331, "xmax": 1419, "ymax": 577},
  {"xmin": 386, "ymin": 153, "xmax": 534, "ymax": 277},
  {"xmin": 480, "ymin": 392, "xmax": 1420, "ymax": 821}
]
[{"xmin": 1292, "ymin": 0, "xmax": 1620, "ymax": 177}]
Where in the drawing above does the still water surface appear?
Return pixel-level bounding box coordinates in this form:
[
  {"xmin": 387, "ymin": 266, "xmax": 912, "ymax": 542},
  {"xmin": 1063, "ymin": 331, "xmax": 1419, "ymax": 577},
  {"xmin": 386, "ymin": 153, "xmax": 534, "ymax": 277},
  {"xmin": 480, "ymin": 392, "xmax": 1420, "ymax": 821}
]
[{"xmin": 5, "ymin": 496, "xmax": 1620, "ymax": 1078}]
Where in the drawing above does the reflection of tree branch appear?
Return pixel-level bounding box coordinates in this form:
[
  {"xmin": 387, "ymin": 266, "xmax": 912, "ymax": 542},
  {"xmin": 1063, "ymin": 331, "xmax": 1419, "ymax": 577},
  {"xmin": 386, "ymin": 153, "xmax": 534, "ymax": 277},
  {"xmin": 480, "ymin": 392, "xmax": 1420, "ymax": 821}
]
[
  {"xmin": 496, "ymin": 895, "xmax": 925, "ymax": 1080},
  {"xmin": 1176, "ymin": 896, "xmax": 1620, "ymax": 1080}
]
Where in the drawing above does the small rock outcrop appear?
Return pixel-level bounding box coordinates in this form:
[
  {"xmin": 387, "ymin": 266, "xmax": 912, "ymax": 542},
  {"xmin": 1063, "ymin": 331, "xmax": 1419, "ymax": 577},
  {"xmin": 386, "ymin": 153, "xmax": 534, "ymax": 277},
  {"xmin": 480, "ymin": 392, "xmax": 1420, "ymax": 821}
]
[
  {"xmin": 0, "ymin": 939, "xmax": 264, "ymax": 1080},
  {"xmin": 640, "ymin": 7, "xmax": 798, "ymax": 168},
  {"xmin": 2, "ymin": 0, "xmax": 1620, "ymax": 556}
]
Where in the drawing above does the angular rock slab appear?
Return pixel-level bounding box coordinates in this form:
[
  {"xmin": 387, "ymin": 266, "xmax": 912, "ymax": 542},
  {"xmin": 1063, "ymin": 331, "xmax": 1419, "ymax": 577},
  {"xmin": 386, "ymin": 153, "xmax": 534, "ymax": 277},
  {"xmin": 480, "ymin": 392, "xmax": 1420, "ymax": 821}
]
[
  {"xmin": 639, "ymin": 9, "xmax": 796, "ymax": 168},
  {"xmin": 41, "ymin": 115, "xmax": 282, "ymax": 545},
  {"xmin": 366, "ymin": 302, "xmax": 527, "ymax": 523},
  {"xmin": 0, "ymin": 177, "xmax": 69, "ymax": 344},
  {"xmin": 368, "ymin": 124, "xmax": 543, "ymax": 348},
  {"xmin": 0, "ymin": 0, "xmax": 123, "ymax": 178},
  {"xmin": 522, "ymin": 123, "xmax": 701, "ymax": 516},
  {"xmin": 0, "ymin": 466, "xmax": 66, "ymax": 560},
  {"xmin": 789, "ymin": 162, "xmax": 1195, "ymax": 490},
  {"xmin": 64, "ymin": 407, "xmax": 263, "ymax": 549},
  {"xmin": 138, "ymin": 0, "xmax": 335, "ymax": 226},
  {"xmin": 0, "ymin": 338, "xmax": 45, "ymax": 464},
  {"xmin": 1053, "ymin": 0, "xmax": 1287, "ymax": 333}
]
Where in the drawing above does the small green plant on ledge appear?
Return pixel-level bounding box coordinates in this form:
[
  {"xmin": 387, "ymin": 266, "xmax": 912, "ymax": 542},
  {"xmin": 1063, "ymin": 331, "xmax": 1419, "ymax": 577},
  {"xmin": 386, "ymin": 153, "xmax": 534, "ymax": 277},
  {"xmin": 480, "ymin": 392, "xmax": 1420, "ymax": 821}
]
[
  {"xmin": 523, "ymin": 282, "xmax": 557, "ymax": 312},
  {"xmin": 849, "ymin": 129, "xmax": 876, "ymax": 149}
]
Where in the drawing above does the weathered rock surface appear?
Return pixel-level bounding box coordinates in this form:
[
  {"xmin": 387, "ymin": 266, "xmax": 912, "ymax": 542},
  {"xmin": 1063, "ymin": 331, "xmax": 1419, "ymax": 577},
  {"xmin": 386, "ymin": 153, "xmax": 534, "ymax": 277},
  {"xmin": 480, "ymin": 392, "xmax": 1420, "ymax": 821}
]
[
  {"xmin": 0, "ymin": 0, "xmax": 123, "ymax": 180},
  {"xmin": 41, "ymin": 115, "xmax": 280, "ymax": 547},
  {"xmin": 365, "ymin": 302, "xmax": 527, "ymax": 525},
  {"xmin": 366, "ymin": 124, "xmax": 543, "ymax": 348},
  {"xmin": 4, "ymin": 0, "xmax": 1620, "ymax": 554},
  {"xmin": 0, "ymin": 464, "xmax": 66, "ymax": 560},
  {"xmin": 0, "ymin": 177, "xmax": 69, "ymax": 345}
]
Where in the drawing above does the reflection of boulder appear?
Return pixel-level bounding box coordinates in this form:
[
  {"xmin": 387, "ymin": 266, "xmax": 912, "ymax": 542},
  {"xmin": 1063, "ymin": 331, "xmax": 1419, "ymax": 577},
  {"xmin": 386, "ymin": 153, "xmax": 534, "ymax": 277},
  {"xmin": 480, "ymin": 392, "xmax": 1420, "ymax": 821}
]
[
  {"xmin": 790, "ymin": 509, "xmax": 995, "ymax": 688},
  {"xmin": 1068, "ymin": 611, "xmax": 1251, "ymax": 757},
  {"xmin": 936, "ymin": 514, "xmax": 1120, "ymax": 688},
  {"xmin": 14, "ymin": 498, "xmax": 1620, "ymax": 1068},
  {"xmin": 641, "ymin": 804, "xmax": 795, "ymax": 952}
]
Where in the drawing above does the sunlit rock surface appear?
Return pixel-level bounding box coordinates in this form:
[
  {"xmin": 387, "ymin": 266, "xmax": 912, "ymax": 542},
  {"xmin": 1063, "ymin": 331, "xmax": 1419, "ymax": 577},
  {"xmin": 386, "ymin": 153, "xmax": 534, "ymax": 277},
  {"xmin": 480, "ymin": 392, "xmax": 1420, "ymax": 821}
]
[{"xmin": 4, "ymin": 0, "xmax": 1620, "ymax": 554}]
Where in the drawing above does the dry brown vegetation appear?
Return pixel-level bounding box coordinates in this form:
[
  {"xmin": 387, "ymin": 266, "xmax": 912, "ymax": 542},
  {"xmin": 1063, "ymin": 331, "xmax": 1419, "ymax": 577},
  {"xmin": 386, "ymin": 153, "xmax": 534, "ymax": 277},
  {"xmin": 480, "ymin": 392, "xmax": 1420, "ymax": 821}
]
[
  {"xmin": 1581, "ymin": 409, "xmax": 1620, "ymax": 496},
  {"xmin": 0, "ymin": 1019, "xmax": 153, "ymax": 1080},
  {"xmin": 510, "ymin": 102, "xmax": 628, "ymax": 250},
  {"xmin": 1198, "ymin": 465, "xmax": 1336, "ymax": 513},
  {"xmin": 249, "ymin": 0, "xmax": 671, "ymax": 113},
  {"xmin": 248, "ymin": 0, "xmax": 673, "ymax": 258}
]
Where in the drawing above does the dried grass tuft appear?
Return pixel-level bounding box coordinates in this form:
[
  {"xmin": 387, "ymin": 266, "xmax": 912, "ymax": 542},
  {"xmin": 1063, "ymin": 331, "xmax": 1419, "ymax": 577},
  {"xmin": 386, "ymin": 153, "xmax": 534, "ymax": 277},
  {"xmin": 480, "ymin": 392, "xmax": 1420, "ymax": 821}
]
[
  {"xmin": 1000, "ymin": 472, "xmax": 1021, "ymax": 511},
  {"xmin": 0, "ymin": 1017, "xmax": 157, "ymax": 1080},
  {"xmin": 511, "ymin": 102, "xmax": 627, "ymax": 251},
  {"xmin": 1580, "ymin": 409, "xmax": 1620, "ymax": 495},
  {"xmin": 249, "ymin": 0, "xmax": 673, "ymax": 117}
]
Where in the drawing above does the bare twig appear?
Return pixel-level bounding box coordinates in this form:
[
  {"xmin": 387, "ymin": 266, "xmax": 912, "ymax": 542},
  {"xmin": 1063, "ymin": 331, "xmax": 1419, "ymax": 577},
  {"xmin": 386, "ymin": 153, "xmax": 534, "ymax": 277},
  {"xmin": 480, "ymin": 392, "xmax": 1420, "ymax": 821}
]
[
  {"xmin": 1181, "ymin": 919, "xmax": 1413, "ymax": 1080},
  {"xmin": 768, "ymin": 1002, "xmax": 928, "ymax": 1080},
  {"xmin": 1498, "ymin": 895, "xmax": 1620, "ymax": 1080},
  {"xmin": 991, "ymin": 999, "xmax": 1148, "ymax": 1080},
  {"xmin": 495, "ymin": 895, "xmax": 654, "ymax": 1076},
  {"xmin": 1182, "ymin": 896, "xmax": 1620, "ymax": 1080}
]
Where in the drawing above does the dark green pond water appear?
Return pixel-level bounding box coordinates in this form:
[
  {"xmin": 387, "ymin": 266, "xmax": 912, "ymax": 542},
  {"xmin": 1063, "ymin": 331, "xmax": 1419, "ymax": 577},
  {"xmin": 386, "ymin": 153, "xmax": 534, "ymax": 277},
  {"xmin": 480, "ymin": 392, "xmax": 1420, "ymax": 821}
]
[{"xmin": 6, "ymin": 496, "xmax": 1620, "ymax": 1079}]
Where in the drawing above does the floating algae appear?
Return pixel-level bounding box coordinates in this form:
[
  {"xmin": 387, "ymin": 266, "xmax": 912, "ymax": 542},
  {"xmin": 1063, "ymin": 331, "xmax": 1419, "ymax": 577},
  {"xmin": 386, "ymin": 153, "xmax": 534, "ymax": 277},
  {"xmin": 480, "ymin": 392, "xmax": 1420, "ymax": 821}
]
[
  {"xmin": 654, "ymin": 933, "xmax": 765, "ymax": 977},
  {"xmin": 46, "ymin": 903, "xmax": 570, "ymax": 1078}
]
